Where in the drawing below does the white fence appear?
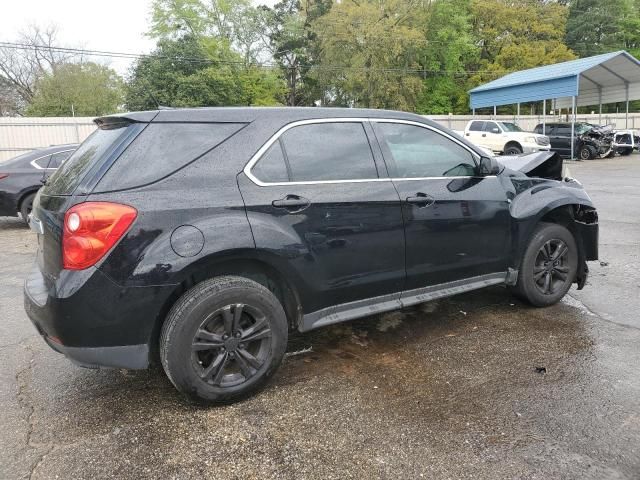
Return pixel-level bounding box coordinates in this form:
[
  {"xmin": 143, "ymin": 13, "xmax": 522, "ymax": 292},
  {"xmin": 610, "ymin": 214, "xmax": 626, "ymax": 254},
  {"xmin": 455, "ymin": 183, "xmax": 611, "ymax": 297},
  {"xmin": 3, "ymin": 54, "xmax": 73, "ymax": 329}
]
[
  {"xmin": 1, "ymin": 113, "xmax": 639, "ymax": 163},
  {"xmin": 0, "ymin": 117, "xmax": 95, "ymax": 162}
]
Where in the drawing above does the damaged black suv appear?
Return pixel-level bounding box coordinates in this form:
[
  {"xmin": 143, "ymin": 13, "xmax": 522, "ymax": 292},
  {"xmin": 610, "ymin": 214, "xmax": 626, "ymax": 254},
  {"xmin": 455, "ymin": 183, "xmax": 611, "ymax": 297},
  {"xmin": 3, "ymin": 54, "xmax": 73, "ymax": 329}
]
[{"xmin": 24, "ymin": 108, "xmax": 598, "ymax": 403}]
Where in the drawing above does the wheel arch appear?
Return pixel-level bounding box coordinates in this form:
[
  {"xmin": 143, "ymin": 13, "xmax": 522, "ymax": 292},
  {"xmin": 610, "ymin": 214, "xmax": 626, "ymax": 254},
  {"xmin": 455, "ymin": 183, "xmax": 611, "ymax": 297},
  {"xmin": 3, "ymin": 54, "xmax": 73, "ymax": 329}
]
[
  {"xmin": 504, "ymin": 140, "xmax": 523, "ymax": 152},
  {"xmin": 515, "ymin": 202, "xmax": 598, "ymax": 290},
  {"xmin": 17, "ymin": 187, "xmax": 39, "ymax": 214},
  {"xmin": 149, "ymin": 251, "xmax": 303, "ymax": 363}
]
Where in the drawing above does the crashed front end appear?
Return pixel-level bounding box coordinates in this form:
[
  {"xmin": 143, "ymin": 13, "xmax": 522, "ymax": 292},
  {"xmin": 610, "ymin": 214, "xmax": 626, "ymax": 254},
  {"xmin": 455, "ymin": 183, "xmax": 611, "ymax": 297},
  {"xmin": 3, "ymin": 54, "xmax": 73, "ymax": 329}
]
[
  {"xmin": 581, "ymin": 125, "xmax": 615, "ymax": 158},
  {"xmin": 500, "ymin": 151, "xmax": 599, "ymax": 289}
]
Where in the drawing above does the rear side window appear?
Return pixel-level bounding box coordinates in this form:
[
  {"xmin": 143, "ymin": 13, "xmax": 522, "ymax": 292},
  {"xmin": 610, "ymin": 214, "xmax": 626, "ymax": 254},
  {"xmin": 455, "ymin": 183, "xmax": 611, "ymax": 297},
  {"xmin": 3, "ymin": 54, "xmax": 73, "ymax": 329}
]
[
  {"xmin": 251, "ymin": 122, "xmax": 378, "ymax": 183},
  {"xmin": 49, "ymin": 150, "xmax": 73, "ymax": 169},
  {"xmin": 469, "ymin": 121, "xmax": 485, "ymax": 132},
  {"xmin": 32, "ymin": 155, "xmax": 52, "ymax": 169},
  {"xmin": 533, "ymin": 125, "xmax": 542, "ymax": 134},
  {"xmin": 45, "ymin": 124, "xmax": 132, "ymax": 196},
  {"xmin": 96, "ymin": 122, "xmax": 245, "ymax": 191}
]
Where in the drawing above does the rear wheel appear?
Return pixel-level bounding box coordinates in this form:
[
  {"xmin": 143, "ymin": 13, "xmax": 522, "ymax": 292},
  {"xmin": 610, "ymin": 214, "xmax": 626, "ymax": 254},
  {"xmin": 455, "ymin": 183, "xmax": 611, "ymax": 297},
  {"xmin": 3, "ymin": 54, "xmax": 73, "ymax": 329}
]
[
  {"xmin": 160, "ymin": 276, "xmax": 288, "ymax": 404},
  {"xmin": 19, "ymin": 193, "xmax": 36, "ymax": 225},
  {"xmin": 514, "ymin": 223, "xmax": 578, "ymax": 307}
]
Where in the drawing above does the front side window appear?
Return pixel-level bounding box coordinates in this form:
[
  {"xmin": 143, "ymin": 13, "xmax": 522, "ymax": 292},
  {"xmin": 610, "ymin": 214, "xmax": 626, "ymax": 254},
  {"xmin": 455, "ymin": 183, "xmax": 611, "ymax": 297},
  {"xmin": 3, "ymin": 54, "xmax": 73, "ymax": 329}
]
[
  {"xmin": 377, "ymin": 123, "xmax": 477, "ymax": 178},
  {"xmin": 251, "ymin": 122, "xmax": 378, "ymax": 183},
  {"xmin": 484, "ymin": 122, "xmax": 501, "ymax": 133}
]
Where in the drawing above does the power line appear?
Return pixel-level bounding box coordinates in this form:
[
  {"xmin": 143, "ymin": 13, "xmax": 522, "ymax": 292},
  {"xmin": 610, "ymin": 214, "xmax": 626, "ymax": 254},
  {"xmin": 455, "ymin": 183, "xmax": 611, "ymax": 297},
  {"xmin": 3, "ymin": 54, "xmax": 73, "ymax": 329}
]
[{"xmin": 0, "ymin": 41, "xmax": 509, "ymax": 76}]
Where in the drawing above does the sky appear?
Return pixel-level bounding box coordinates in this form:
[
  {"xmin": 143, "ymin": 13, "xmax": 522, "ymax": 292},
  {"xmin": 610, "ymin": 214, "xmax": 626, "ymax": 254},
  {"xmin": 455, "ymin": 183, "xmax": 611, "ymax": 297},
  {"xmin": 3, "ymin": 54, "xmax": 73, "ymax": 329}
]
[{"xmin": 1, "ymin": 0, "xmax": 278, "ymax": 75}]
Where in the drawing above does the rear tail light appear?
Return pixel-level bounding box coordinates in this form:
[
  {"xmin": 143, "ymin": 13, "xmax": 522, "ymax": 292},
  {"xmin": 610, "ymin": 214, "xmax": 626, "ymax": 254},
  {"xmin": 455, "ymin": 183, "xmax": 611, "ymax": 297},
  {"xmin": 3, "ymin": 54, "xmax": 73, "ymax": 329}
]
[
  {"xmin": 62, "ymin": 202, "xmax": 137, "ymax": 270},
  {"xmin": 0, "ymin": 173, "xmax": 9, "ymax": 180}
]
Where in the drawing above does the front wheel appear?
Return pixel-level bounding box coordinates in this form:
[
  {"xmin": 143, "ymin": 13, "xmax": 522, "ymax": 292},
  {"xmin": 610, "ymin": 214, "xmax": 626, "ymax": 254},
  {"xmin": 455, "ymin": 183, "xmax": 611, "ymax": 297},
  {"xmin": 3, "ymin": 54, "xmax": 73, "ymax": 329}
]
[
  {"xmin": 504, "ymin": 144, "xmax": 523, "ymax": 155},
  {"xmin": 579, "ymin": 145, "xmax": 596, "ymax": 160},
  {"xmin": 160, "ymin": 276, "xmax": 288, "ymax": 404},
  {"xmin": 514, "ymin": 223, "xmax": 578, "ymax": 307}
]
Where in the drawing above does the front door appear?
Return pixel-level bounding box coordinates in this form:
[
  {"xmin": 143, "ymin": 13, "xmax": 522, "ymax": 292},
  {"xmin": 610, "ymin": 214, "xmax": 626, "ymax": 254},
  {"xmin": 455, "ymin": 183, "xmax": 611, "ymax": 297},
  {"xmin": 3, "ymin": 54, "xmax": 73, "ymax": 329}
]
[
  {"xmin": 372, "ymin": 120, "xmax": 512, "ymax": 293},
  {"xmin": 238, "ymin": 120, "xmax": 406, "ymax": 320}
]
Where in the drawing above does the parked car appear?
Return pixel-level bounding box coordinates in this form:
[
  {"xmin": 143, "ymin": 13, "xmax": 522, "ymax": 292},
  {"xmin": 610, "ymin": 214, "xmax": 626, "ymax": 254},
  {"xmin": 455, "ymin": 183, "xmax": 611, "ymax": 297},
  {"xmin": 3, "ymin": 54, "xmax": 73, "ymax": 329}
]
[
  {"xmin": 533, "ymin": 122, "xmax": 614, "ymax": 160},
  {"xmin": 612, "ymin": 130, "xmax": 639, "ymax": 156},
  {"xmin": 460, "ymin": 120, "xmax": 550, "ymax": 155},
  {"xmin": 0, "ymin": 144, "xmax": 78, "ymax": 223},
  {"xmin": 24, "ymin": 108, "xmax": 598, "ymax": 404}
]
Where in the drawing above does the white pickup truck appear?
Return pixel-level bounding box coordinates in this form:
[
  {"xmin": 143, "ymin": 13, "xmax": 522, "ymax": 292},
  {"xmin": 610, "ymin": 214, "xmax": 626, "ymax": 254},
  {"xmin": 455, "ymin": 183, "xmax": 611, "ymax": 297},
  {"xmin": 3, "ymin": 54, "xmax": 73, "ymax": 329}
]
[{"xmin": 458, "ymin": 120, "xmax": 550, "ymax": 155}]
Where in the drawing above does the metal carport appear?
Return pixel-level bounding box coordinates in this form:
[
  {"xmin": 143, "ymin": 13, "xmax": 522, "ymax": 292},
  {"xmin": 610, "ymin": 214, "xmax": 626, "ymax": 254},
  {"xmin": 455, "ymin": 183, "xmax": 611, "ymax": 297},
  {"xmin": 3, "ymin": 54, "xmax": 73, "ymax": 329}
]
[{"xmin": 468, "ymin": 51, "xmax": 640, "ymax": 158}]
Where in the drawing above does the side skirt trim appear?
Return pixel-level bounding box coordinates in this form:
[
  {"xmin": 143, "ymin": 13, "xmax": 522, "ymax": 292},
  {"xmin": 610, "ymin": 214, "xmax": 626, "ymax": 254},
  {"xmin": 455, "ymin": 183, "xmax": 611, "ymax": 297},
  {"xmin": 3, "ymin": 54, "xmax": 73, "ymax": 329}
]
[{"xmin": 300, "ymin": 272, "xmax": 508, "ymax": 332}]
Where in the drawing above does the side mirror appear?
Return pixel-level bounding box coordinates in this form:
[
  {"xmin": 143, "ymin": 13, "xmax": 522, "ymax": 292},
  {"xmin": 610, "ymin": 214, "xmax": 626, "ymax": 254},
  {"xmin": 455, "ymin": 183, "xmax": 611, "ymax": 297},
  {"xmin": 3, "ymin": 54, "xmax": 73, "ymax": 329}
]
[
  {"xmin": 479, "ymin": 156, "xmax": 501, "ymax": 176},
  {"xmin": 491, "ymin": 127, "xmax": 500, "ymax": 134}
]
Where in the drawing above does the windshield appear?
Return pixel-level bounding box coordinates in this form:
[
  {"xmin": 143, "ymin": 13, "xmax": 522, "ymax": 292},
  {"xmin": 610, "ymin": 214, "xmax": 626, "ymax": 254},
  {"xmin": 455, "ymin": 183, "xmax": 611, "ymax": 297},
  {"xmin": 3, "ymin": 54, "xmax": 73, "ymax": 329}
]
[
  {"xmin": 43, "ymin": 122, "xmax": 133, "ymax": 195},
  {"xmin": 499, "ymin": 122, "xmax": 523, "ymax": 132},
  {"xmin": 575, "ymin": 124, "xmax": 595, "ymax": 135}
]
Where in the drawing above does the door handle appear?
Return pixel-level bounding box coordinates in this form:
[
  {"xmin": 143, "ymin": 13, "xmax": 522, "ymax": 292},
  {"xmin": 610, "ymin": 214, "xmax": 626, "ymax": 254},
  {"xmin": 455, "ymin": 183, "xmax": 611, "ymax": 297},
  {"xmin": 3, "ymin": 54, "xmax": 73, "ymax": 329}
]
[
  {"xmin": 406, "ymin": 193, "xmax": 435, "ymax": 208},
  {"xmin": 272, "ymin": 195, "xmax": 310, "ymax": 212},
  {"xmin": 465, "ymin": 133, "xmax": 470, "ymax": 136},
  {"xmin": 481, "ymin": 133, "xmax": 487, "ymax": 137}
]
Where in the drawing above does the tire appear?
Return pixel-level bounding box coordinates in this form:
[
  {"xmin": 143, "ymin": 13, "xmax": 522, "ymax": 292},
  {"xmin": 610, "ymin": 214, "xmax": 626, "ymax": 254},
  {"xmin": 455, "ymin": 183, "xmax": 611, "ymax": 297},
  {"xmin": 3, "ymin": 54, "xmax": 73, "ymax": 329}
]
[
  {"xmin": 19, "ymin": 193, "xmax": 36, "ymax": 225},
  {"xmin": 579, "ymin": 145, "xmax": 596, "ymax": 160},
  {"xmin": 160, "ymin": 276, "xmax": 288, "ymax": 404},
  {"xmin": 514, "ymin": 223, "xmax": 578, "ymax": 307},
  {"xmin": 504, "ymin": 144, "xmax": 522, "ymax": 155}
]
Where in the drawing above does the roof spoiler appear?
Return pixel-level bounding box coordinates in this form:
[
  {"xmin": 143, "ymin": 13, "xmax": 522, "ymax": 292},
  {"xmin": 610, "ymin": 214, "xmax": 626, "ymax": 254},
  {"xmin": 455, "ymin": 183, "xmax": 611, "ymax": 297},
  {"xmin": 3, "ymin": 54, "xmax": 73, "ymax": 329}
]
[{"xmin": 94, "ymin": 110, "xmax": 160, "ymax": 128}]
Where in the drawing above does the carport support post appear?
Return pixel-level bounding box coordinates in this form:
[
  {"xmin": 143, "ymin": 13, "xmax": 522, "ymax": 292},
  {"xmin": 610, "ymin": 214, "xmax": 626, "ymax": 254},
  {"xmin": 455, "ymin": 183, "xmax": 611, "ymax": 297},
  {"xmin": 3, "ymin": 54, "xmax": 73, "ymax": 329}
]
[
  {"xmin": 598, "ymin": 87, "xmax": 602, "ymax": 126},
  {"xmin": 516, "ymin": 103, "xmax": 520, "ymax": 123},
  {"xmin": 625, "ymin": 83, "xmax": 630, "ymax": 128},
  {"xmin": 493, "ymin": 105, "xmax": 496, "ymax": 119},
  {"xmin": 571, "ymin": 96, "xmax": 576, "ymax": 160},
  {"xmin": 542, "ymin": 99, "xmax": 546, "ymax": 132}
]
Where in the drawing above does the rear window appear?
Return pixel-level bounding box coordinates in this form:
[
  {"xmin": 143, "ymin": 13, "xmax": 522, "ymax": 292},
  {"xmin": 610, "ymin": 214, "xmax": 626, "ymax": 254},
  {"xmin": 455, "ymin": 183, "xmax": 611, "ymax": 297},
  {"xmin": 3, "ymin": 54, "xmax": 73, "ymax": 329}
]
[
  {"xmin": 44, "ymin": 123, "xmax": 132, "ymax": 196},
  {"xmin": 95, "ymin": 122, "xmax": 245, "ymax": 191}
]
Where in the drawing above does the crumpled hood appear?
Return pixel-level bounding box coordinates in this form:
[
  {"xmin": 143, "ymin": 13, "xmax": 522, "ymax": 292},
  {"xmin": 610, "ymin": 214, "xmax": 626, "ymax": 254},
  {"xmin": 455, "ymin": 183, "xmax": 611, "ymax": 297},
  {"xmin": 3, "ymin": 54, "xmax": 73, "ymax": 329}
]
[{"xmin": 497, "ymin": 151, "xmax": 563, "ymax": 181}]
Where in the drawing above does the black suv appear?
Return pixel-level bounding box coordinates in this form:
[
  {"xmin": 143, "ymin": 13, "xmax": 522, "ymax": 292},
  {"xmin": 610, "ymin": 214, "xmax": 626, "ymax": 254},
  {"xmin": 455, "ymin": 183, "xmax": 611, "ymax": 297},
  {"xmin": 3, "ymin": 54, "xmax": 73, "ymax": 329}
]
[
  {"xmin": 24, "ymin": 108, "xmax": 598, "ymax": 403},
  {"xmin": 533, "ymin": 122, "xmax": 613, "ymax": 160},
  {"xmin": 0, "ymin": 144, "xmax": 77, "ymax": 223}
]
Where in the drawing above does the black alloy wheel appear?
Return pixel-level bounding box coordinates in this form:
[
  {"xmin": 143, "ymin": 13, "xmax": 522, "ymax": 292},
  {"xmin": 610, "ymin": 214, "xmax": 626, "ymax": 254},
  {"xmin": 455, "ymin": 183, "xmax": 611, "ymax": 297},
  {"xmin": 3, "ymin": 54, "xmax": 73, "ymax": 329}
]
[
  {"xmin": 160, "ymin": 276, "xmax": 288, "ymax": 403},
  {"xmin": 191, "ymin": 303, "xmax": 272, "ymax": 387},
  {"xmin": 532, "ymin": 239, "xmax": 570, "ymax": 296}
]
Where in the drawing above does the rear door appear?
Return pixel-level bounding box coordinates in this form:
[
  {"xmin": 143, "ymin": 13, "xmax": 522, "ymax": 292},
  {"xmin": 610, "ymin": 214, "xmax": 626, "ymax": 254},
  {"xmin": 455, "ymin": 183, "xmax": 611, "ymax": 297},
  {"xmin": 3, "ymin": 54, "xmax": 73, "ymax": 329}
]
[
  {"xmin": 372, "ymin": 120, "xmax": 511, "ymax": 293},
  {"xmin": 238, "ymin": 119, "xmax": 406, "ymax": 321},
  {"xmin": 464, "ymin": 121, "xmax": 486, "ymax": 146},
  {"xmin": 551, "ymin": 124, "xmax": 572, "ymax": 156}
]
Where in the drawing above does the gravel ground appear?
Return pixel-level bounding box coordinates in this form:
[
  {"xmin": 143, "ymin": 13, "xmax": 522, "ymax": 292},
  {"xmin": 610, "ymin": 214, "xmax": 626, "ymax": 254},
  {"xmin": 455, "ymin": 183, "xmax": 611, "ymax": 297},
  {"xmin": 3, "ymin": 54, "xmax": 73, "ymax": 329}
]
[{"xmin": 0, "ymin": 154, "xmax": 639, "ymax": 479}]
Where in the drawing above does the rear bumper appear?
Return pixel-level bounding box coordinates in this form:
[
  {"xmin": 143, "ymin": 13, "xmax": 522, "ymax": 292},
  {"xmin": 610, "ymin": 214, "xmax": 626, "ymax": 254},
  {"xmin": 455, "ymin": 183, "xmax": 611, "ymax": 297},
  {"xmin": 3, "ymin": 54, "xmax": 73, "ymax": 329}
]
[{"xmin": 24, "ymin": 264, "xmax": 177, "ymax": 369}]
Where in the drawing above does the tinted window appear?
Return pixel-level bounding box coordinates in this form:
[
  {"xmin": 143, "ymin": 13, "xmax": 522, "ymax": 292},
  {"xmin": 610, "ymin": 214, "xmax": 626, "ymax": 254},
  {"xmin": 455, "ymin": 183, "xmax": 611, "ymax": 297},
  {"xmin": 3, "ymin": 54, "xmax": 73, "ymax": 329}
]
[
  {"xmin": 555, "ymin": 126, "xmax": 572, "ymax": 136},
  {"xmin": 251, "ymin": 141, "xmax": 289, "ymax": 183},
  {"xmin": 33, "ymin": 155, "xmax": 52, "ymax": 169},
  {"xmin": 45, "ymin": 123, "xmax": 132, "ymax": 195},
  {"xmin": 533, "ymin": 125, "xmax": 542, "ymax": 134},
  {"xmin": 49, "ymin": 150, "xmax": 73, "ymax": 169},
  {"xmin": 377, "ymin": 123, "xmax": 477, "ymax": 178},
  {"xmin": 279, "ymin": 122, "xmax": 377, "ymax": 182},
  {"xmin": 469, "ymin": 121, "xmax": 485, "ymax": 132},
  {"xmin": 96, "ymin": 122, "xmax": 245, "ymax": 191}
]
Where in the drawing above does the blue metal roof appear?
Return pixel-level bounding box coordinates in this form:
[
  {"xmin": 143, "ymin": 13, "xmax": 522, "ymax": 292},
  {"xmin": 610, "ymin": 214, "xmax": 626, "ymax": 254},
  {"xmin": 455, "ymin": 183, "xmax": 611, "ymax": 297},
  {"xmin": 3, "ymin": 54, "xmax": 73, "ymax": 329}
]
[{"xmin": 468, "ymin": 51, "xmax": 638, "ymax": 109}]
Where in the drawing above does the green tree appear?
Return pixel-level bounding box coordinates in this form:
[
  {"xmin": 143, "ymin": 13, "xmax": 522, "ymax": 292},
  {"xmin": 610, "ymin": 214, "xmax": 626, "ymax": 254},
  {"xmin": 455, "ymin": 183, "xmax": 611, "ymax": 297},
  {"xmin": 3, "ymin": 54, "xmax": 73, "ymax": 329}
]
[
  {"xmin": 311, "ymin": 0, "xmax": 425, "ymax": 110},
  {"xmin": 416, "ymin": 0, "xmax": 478, "ymax": 114},
  {"xmin": 565, "ymin": 0, "xmax": 632, "ymax": 57},
  {"xmin": 470, "ymin": 0, "xmax": 576, "ymax": 86},
  {"xmin": 26, "ymin": 62, "xmax": 123, "ymax": 117},
  {"xmin": 262, "ymin": 0, "xmax": 332, "ymax": 106},
  {"xmin": 125, "ymin": 36, "xmax": 284, "ymax": 110}
]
